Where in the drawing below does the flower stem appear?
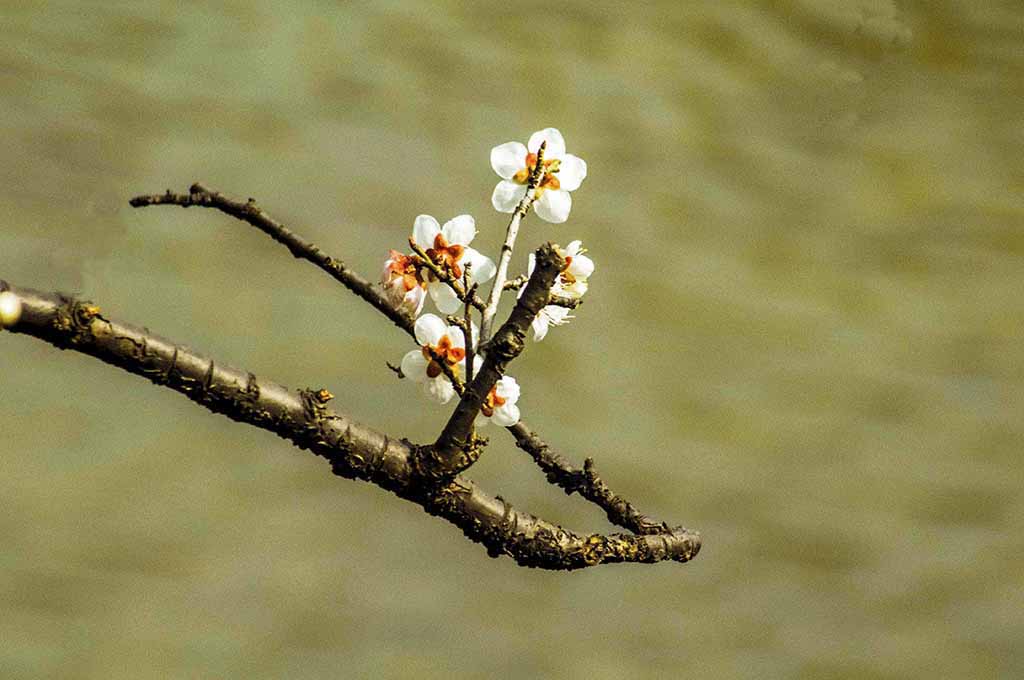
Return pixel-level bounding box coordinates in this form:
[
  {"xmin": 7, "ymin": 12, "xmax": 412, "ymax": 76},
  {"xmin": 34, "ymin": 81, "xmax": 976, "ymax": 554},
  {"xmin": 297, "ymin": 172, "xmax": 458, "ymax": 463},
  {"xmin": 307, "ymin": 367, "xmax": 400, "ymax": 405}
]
[
  {"xmin": 462, "ymin": 267, "xmax": 476, "ymax": 385},
  {"xmin": 480, "ymin": 141, "xmax": 546, "ymax": 344}
]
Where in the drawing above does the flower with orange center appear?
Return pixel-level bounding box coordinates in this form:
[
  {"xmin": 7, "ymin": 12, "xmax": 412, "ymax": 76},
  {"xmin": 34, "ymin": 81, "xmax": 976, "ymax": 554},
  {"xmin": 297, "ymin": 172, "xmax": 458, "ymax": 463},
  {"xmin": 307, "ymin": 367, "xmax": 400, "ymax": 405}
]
[
  {"xmin": 400, "ymin": 314, "xmax": 476, "ymax": 404},
  {"xmin": 519, "ymin": 240, "xmax": 594, "ymax": 341},
  {"xmin": 491, "ymin": 128, "xmax": 587, "ymax": 224},
  {"xmin": 552, "ymin": 240, "xmax": 594, "ymax": 299},
  {"xmin": 475, "ymin": 374, "xmax": 521, "ymax": 427},
  {"xmin": 420, "ymin": 333, "xmax": 465, "ymax": 378},
  {"xmin": 411, "ymin": 214, "xmax": 496, "ymax": 314},
  {"xmin": 425, "ymin": 234, "xmax": 465, "ymax": 278},
  {"xmin": 381, "ymin": 249, "xmax": 427, "ymax": 315}
]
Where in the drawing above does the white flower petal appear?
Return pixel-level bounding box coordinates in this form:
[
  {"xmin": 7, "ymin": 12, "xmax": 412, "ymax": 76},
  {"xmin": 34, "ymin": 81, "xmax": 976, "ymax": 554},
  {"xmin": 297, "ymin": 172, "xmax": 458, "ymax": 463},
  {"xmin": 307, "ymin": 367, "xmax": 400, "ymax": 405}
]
[
  {"xmin": 527, "ymin": 128, "xmax": 566, "ymax": 159},
  {"xmin": 491, "ymin": 402, "xmax": 521, "ymax": 427},
  {"xmin": 425, "ymin": 377, "xmax": 455, "ymax": 404},
  {"xmin": 414, "ymin": 313, "xmax": 447, "ymax": 345},
  {"xmin": 463, "ymin": 247, "xmax": 496, "ymax": 283},
  {"xmin": 412, "ymin": 214, "xmax": 440, "ymax": 248},
  {"xmin": 445, "ymin": 324, "xmax": 467, "ymax": 350},
  {"xmin": 563, "ymin": 280, "xmax": 588, "ymax": 298},
  {"xmin": 569, "ymin": 253, "xmax": 594, "ymax": 280},
  {"xmin": 544, "ymin": 305, "xmax": 572, "ymax": 324},
  {"xmin": 404, "ymin": 287, "xmax": 426, "ymax": 315},
  {"xmin": 442, "ymin": 214, "xmax": 476, "ymax": 246},
  {"xmin": 430, "ymin": 282, "xmax": 462, "ymax": 314},
  {"xmin": 382, "ymin": 278, "xmax": 402, "ymax": 305},
  {"xmin": 401, "ymin": 350, "xmax": 428, "ymax": 382},
  {"xmin": 535, "ymin": 189, "xmax": 571, "ymax": 224},
  {"xmin": 495, "ymin": 376, "xmax": 520, "ymax": 404},
  {"xmin": 490, "ymin": 141, "xmax": 528, "ymax": 180},
  {"xmin": 492, "ymin": 180, "xmax": 527, "ymax": 213},
  {"xmin": 526, "ymin": 252, "xmax": 536, "ymax": 277},
  {"xmin": 531, "ymin": 314, "xmax": 549, "ymax": 341},
  {"xmin": 556, "ymin": 154, "xmax": 587, "ymax": 192}
]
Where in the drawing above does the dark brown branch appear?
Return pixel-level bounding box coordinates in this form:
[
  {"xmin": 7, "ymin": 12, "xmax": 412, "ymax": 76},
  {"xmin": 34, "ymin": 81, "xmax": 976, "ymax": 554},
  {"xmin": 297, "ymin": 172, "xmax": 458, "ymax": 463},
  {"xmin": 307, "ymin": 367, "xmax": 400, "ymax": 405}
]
[
  {"xmin": 507, "ymin": 423, "xmax": 674, "ymax": 535},
  {"xmin": 128, "ymin": 184, "xmax": 697, "ymax": 541},
  {"xmin": 428, "ymin": 244, "xmax": 564, "ymax": 478},
  {"xmin": 1, "ymin": 283, "xmax": 700, "ymax": 569},
  {"xmin": 130, "ymin": 183, "xmax": 417, "ymax": 336},
  {"xmin": 130, "ymin": 185, "xmax": 464, "ymax": 396}
]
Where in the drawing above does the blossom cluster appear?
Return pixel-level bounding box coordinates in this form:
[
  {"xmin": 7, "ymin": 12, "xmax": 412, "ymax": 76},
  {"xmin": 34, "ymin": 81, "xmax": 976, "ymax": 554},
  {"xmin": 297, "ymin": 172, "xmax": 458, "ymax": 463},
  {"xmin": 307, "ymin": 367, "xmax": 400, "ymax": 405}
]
[{"xmin": 381, "ymin": 128, "xmax": 595, "ymax": 425}]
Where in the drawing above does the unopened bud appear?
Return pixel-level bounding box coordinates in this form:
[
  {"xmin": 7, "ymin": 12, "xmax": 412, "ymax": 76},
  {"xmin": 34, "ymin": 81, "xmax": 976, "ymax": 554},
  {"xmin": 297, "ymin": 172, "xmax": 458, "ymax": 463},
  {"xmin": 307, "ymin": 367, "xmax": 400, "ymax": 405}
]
[{"xmin": 0, "ymin": 291, "xmax": 22, "ymax": 328}]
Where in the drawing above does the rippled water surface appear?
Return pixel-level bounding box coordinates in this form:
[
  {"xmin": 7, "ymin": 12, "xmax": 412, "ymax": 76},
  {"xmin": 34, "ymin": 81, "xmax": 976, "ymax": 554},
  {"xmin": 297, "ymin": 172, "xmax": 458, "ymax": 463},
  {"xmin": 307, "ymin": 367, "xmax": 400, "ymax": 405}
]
[{"xmin": 2, "ymin": 2, "xmax": 1022, "ymax": 678}]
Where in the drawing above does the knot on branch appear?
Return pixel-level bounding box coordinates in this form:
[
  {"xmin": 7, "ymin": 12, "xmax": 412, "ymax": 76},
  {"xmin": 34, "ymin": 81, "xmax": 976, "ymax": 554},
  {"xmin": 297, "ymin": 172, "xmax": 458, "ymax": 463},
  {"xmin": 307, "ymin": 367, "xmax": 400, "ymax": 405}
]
[
  {"xmin": 50, "ymin": 296, "xmax": 103, "ymax": 348},
  {"xmin": 294, "ymin": 386, "xmax": 338, "ymax": 450}
]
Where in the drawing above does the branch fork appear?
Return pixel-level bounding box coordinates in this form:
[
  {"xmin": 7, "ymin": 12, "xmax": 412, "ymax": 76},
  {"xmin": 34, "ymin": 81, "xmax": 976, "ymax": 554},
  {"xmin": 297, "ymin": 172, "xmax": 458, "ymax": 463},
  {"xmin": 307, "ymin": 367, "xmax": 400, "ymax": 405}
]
[{"xmin": 2, "ymin": 180, "xmax": 701, "ymax": 570}]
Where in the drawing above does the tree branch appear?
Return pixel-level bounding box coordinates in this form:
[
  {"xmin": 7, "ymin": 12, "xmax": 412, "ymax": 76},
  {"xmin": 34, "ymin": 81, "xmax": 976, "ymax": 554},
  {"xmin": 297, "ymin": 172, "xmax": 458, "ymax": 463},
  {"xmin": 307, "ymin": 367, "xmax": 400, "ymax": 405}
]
[
  {"xmin": 428, "ymin": 243, "xmax": 564, "ymax": 477},
  {"xmin": 130, "ymin": 183, "xmax": 417, "ymax": 336},
  {"xmin": 1, "ymin": 284, "xmax": 700, "ymax": 569},
  {"xmin": 129, "ymin": 183, "xmax": 699, "ymax": 543},
  {"xmin": 507, "ymin": 423, "xmax": 675, "ymax": 535}
]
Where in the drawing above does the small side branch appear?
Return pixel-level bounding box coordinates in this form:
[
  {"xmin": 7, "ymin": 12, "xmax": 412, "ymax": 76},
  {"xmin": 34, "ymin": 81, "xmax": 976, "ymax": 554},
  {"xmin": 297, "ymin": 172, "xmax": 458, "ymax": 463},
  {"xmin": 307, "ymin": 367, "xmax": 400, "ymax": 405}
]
[
  {"xmin": 503, "ymin": 275, "xmax": 528, "ymax": 291},
  {"xmin": 462, "ymin": 271, "xmax": 477, "ymax": 385},
  {"xmin": 130, "ymin": 184, "xmax": 417, "ymax": 337},
  {"xmin": 548, "ymin": 294, "xmax": 582, "ymax": 309},
  {"xmin": 507, "ymin": 423, "xmax": 674, "ymax": 535},
  {"xmin": 1, "ymin": 283, "xmax": 700, "ymax": 569}
]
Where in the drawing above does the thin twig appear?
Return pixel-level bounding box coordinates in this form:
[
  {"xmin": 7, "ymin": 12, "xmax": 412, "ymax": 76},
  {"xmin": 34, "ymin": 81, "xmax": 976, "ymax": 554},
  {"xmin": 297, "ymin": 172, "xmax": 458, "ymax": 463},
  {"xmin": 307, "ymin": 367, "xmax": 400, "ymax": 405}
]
[
  {"xmin": 503, "ymin": 275, "xmax": 528, "ymax": 291},
  {"xmin": 548, "ymin": 294, "xmax": 582, "ymax": 309},
  {"xmin": 130, "ymin": 184, "xmax": 416, "ymax": 336},
  {"xmin": 463, "ymin": 267, "xmax": 476, "ymax": 386},
  {"xmin": 2, "ymin": 283, "xmax": 700, "ymax": 569},
  {"xmin": 506, "ymin": 423, "xmax": 672, "ymax": 535},
  {"xmin": 479, "ymin": 141, "xmax": 547, "ymax": 344}
]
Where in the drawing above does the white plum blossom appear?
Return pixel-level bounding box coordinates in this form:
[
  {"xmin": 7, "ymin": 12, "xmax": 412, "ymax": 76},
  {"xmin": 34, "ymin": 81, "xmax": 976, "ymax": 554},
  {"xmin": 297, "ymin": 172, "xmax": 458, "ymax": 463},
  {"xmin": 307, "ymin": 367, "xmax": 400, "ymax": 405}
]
[
  {"xmin": 400, "ymin": 314, "xmax": 474, "ymax": 404},
  {"xmin": 412, "ymin": 214, "xmax": 496, "ymax": 314},
  {"xmin": 520, "ymin": 240, "xmax": 594, "ymax": 341},
  {"xmin": 476, "ymin": 372, "xmax": 521, "ymax": 427},
  {"xmin": 529, "ymin": 303, "xmax": 572, "ymax": 342},
  {"xmin": 550, "ymin": 240, "xmax": 593, "ymax": 299},
  {"xmin": 381, "ymin": 249, "xmax": 427, "ymax": 315},
  {"xmin": 490, "ymin": 128, "xmax": 587, "ymax": 224}
]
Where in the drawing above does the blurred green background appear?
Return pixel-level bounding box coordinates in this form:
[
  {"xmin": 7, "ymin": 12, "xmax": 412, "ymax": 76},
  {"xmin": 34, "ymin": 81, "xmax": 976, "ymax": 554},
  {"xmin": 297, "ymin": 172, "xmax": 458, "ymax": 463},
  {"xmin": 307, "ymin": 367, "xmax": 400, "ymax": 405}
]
[{"xmin": 2, "ymin": 1, "xmax": 1022, "ymax": 677}]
